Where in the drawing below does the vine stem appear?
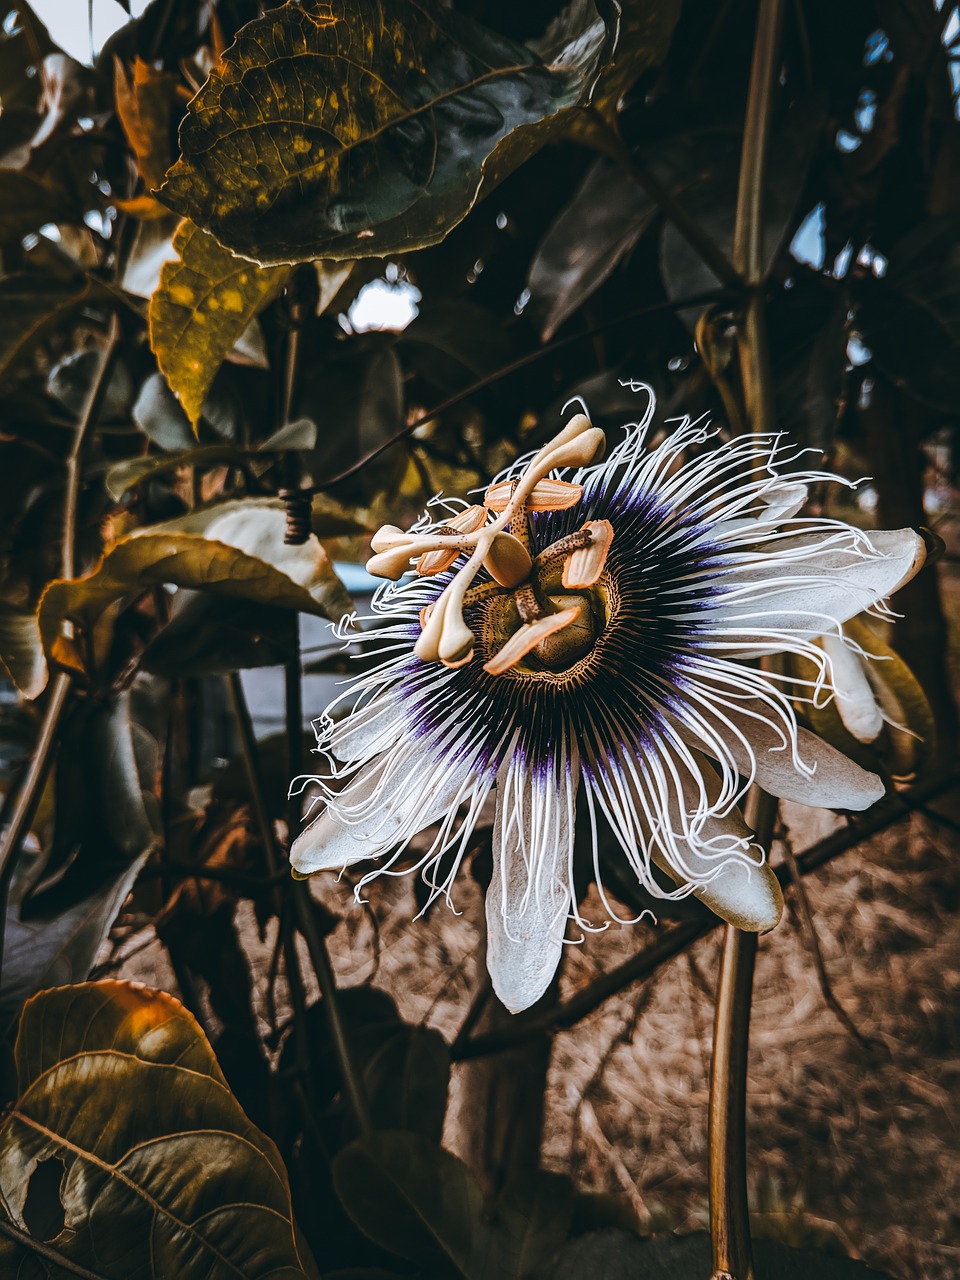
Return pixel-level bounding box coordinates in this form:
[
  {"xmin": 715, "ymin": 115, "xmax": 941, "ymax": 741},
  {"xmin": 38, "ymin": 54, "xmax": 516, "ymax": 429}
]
[
  {"xmin": 709, "ymin": 4, "xmax": 785, "ymax": 1277},
  {"xmin": 225, "ymin": 671, "xmax": 373, "ymax": 1137},
  {"xmin": 0, "ymin": 313, "xmax": 121, "ymax": 898},
  {"xmin": 0, "ymin": 1217, "xmax": 110, "ymax": 1280}
]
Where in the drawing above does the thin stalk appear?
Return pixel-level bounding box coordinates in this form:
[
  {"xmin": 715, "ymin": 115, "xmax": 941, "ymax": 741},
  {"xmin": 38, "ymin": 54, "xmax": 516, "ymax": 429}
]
[
  {"xmin": 709, "ymin": 6, "xmax": 785, "ymax": 1274},
  {"xmin": 708, "ymin": 787, "xmax": 776, "ymax": 1280},
  {"xmin": 731, "ymin": 0, "xmax": 785, "ymax": 438},
  {"xmin": 63, "ymin": 313, "xmax": 122, "ymax": 580},
  {"xmin": 0, "ymin": 1218, "xmax": 109, "ymax": 1280},
  {"xmin": 0, "ymin": 313, "xmax": 121, "ymax": 941},
  {"xmin": 225, "ymin": 671, "xmax": 373, "ymax": 1136},
  {"xmin": 317, "ymin": 289, "xmax": 729, "ymax": 489},
  {"xmin": 709, "ymin": 926, "xmax": 758, "ymax": 1280}
]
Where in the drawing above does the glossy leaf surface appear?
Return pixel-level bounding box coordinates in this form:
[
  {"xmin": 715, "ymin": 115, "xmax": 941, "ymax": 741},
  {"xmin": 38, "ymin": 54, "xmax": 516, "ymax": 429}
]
[
  {"xmin": 38, "ymin": 503, "xmax": 352, "ymax": 665},
  {"xmin": 160, "ymin": 0, "xmax": 616, "ymax": 264},
  {"xmin": 0, "ymin": 981, "xmax": 306, "ymax": 1278},
  {"xmin": 0, "ymin": 601, "xmax": 45, "ymax": 698}
]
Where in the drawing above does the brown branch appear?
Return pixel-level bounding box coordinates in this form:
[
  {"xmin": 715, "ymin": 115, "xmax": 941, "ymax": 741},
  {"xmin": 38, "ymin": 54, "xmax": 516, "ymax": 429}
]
[
  {"xmin": 316, "ymin": 290, "xmax": 730, "ymax": 489},
  {"xmin": 777, "ymin": 825, "xmax": 877, "ymax": 1053},
  {"xmin": 451, "ymin": 763, "xmax": 960, "ymax": 1060}
]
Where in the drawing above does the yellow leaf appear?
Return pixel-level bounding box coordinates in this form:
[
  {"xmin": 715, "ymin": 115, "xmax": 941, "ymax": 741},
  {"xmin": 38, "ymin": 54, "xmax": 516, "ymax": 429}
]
[{"xmin": 149, "ymin": 219, "xmax": 290, "ymax": 433}]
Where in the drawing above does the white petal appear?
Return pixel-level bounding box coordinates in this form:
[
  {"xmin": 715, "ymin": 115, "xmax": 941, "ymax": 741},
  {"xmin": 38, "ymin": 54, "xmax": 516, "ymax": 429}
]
[
  {"xmin": 650, "ymin": 749, "xmax": 782, "ymax": 932},
  {"xmin": 710, "ymin": 528, "xmax": 925, "ymax": 647},
  {"xmin": 714, "ymin": 481, "xmax": 808, "ymax": 537},
  {"xmin": 820, "ymin": 634, "xmax": 883, "ymax": 743},
  {"xmin": 485, "ymin": 748, "xmax": 576, "ymax": 1014},
  {"xmin": 327, "ymin": 695, "xmax": 406, "ymax": 764},
  {"xmin": 675, "ymin": 698, "xmax": 884, "ymax": 811},
  {"xmin": 290, "ymin": 747, "xmax": 472, "ymax": 875}
]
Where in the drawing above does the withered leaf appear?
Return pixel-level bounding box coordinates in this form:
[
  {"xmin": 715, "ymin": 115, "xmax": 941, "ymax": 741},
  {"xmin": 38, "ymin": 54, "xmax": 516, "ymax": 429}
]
[{"xmin": 0, "ymin": 981, "xmax": 306, "ymax": 1278}]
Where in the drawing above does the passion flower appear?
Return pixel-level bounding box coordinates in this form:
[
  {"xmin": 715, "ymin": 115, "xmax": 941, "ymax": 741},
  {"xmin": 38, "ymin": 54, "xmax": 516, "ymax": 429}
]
[{"xmin": 290, "ymin": 391, "xmax": 925, "ymax": 1012}]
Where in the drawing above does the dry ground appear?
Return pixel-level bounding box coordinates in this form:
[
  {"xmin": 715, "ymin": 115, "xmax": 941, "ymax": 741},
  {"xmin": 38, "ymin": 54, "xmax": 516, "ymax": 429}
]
[{"xmin": 286, "ymin": 795, "xmax": 958, "ymax": 1280}]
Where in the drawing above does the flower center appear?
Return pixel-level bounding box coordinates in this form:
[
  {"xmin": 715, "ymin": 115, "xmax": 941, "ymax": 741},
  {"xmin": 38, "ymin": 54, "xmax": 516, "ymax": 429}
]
[
  {"xmin": 482, "ymin": 578, "xmax": 609, "ymax": 676},
  {"xmin": 364, "ymin": 414, "xmax": 615, "ymax": 674}
]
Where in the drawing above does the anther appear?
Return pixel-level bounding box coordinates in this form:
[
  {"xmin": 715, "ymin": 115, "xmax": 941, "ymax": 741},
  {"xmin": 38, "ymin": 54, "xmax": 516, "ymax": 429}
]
[
  {"xmin": 416, "ymin": 505, "xmax": 487, "ymax": 576},
  {"xmin": 483, "ymin": 606, "xmax": 581, "ymax": 676},
  {"xmin": 484, "ymin": 478, "xmax": 583, "ymax": 513},
  {"xmin": 562, "ymin": 520, "xmax": 614, "ymax": 588}
]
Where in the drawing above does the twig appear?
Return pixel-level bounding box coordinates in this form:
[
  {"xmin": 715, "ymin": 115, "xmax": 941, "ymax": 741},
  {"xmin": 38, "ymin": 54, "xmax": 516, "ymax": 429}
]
[
  {"xmin": 0, "ymin": 314, "xmax": 122, "ymax": 972},
  {"xmin": 316, "ymin": 290, "xmax": 730, "ymax": 488},
  {"xmin": 777, "ymin": 826, "xmax": 876, "ymax": 1053},
  {"xmin": 0, "ymin": 1217, "xmax": 110, "ymax": 1280}
]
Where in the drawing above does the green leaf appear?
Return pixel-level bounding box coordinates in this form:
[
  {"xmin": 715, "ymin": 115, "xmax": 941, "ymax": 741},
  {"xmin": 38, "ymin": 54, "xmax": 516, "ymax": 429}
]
[
  {"xmin": 150, "ymin": 219, "xmax": 291, "ymax": 432},
  {"xmin": 526, "ymin": 157, "xmax": 653, "ymax": 340},
  {"xmin": 332, "ymin": 1131, "xmax": 494, "ymax": 1278},
  {"xmin": 37, "ymin": 502, "xmax": 353, "ymax": 663},
  {"xmin": 494, "ymin": 1172, "xmax": 574, "ymax": 1279},
  {"xmin": 0, "ymin": 169, "xmax": 68, "ymax": 244},
  {"xmin": 859, "ymin": 214, "xmax": 960, "ymax": 413},
  {"xmin": 364, "ymin": 1027, "xmax": 451, "ymax": 1142},
  {"xmin": 0, "ymin": 981, "xmax": 307, "ymax": 1279},
  {"xmin": 0, "ymin": 601, "xmax": 46, "ymax": 698},
  {"xmin": 0, "ymin": 848, "xmax": 150, "ymax": 1033},
  {"xmin": 159, "ymin": 0, "xmax": 619, "ymax": 265},
  {"xmin": 3, "ymin": 691, "xmax": 160, "ymax": 1025},
  {"xmin": 531, "ymin": 0, "xmax": 682, "ymax": 125},
  {"xmin": 141, "ymin": 592, "xmax": 299, "ymax": 677}
]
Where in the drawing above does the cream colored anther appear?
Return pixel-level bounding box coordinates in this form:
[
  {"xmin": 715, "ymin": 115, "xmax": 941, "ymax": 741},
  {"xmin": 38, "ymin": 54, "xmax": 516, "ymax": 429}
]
[
  {"xmin": 370, "ymin": 524, "xmax": 408, "ymax": 553},
  {"xmin": 366, "ymin": 544, "xmax": 421, "ymax": 580},
  {"xmin": 417, "ymin": 505, "xmax": 487, "ymax": 576},
  {"xmin": 562, "ymin": 520, "xmax": 614, "ymax": 588},
  {"xmin": 484, "ymin": 478, "xmax": 583, "ymax": 513},
  {"xmin": 483, "ymin": 532, "xmax": 533, "ymax": 587}
]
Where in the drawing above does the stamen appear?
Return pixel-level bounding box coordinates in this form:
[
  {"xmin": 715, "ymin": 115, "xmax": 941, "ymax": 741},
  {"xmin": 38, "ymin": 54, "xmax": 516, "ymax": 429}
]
[
  {"xmin": 370, "ymin": 524, "xmax": 407, "ymax": 552},
  {"xmin": 416, "ymin": 505, "xmax": 487, "ymax": 575},
  {"xmin": 563, "ymin": 520, "xmax": 615, "ymax": 588},
  {"xmin": 484, "ymin": 478, "xmax": 583, "ymax": 513},
  {"xmin": 482, "ymin": 606, "xmax": 581, "ymax": 675}
]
